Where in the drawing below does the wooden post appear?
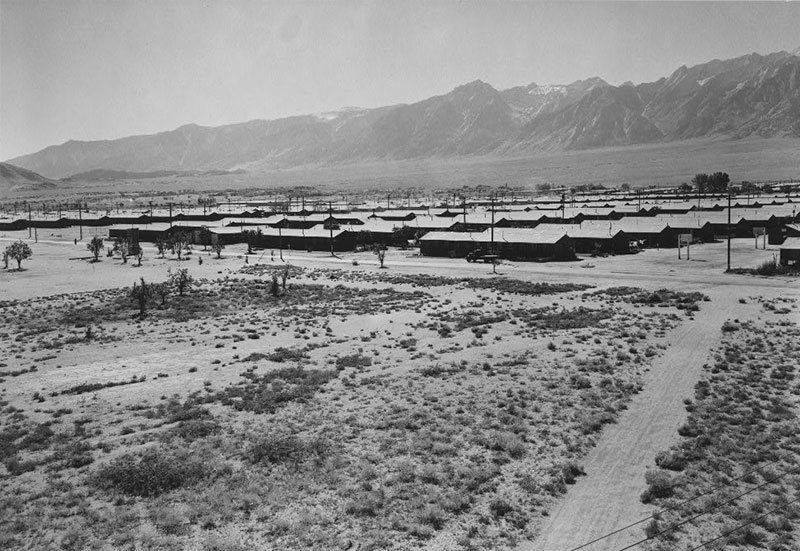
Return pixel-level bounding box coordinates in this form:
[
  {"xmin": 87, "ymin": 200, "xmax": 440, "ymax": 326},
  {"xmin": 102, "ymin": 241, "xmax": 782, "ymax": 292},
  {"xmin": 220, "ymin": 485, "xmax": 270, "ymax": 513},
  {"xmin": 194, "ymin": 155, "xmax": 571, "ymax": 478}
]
[
  {"xmin": 727, "ymin": 191, "xmax": 731, "ymax": 272},
  {"xmin": 329, "ymin": 202, "xmax": 335, "ymax": 257},
  {"xmin": 490, "ymin": 193, "xmax": 495, "ymax": 255}
]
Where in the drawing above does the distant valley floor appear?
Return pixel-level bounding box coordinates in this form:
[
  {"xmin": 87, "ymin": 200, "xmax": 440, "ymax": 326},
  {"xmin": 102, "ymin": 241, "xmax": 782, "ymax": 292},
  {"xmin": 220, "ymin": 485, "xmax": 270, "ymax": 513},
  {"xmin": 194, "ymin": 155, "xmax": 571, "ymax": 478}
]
[{"xmin": 6, "ymin": 137, "xmax": 800, "ymax": 200}]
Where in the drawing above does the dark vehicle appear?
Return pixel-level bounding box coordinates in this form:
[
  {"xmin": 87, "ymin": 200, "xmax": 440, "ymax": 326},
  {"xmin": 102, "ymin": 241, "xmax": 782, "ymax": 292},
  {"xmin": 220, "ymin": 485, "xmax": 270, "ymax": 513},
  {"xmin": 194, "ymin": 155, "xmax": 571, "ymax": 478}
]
[{"xmin": 466, "ymin": 250, "xmax": 499, "ymax": 263}]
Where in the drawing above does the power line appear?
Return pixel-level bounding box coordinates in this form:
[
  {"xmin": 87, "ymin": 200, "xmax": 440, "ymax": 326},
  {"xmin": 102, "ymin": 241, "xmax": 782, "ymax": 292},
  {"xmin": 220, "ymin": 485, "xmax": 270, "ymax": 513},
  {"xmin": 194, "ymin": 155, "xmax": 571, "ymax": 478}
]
[
  {"xmin": 613, "ymin": 464, "xmax": 800, "ymax": 551},
  {"xmin": 567, "ymin": 453, "xmax": 800, "ymax": 551},
  {"xmin": 688, "ymin": 494, "xmax": 800, "ymax": 551}
]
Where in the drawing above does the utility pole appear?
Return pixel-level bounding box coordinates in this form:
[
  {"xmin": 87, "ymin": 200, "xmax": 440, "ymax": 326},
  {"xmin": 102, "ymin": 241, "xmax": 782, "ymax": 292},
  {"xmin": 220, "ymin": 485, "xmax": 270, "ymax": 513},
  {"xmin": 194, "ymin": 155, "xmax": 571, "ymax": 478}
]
[
  {"xmin": 168, "ymin": 203, "xmax": 173, "ymax": 228},
  {"xmin": 561, "ymin": 193, "xmax": 565, "ymax": 219},
  {"xmin": 490, "ymin": 193, "xmax": 495, "ymax": 255},
  {"xmin": 28, "ymin": 203, "xmax": 32, "ymax": 239},
  {"xmin": 278, "ymin": 225, "xmax": 283, "ymax": 261},
  {"xmin": 329, "ymin": 201, "xmax": 335, "ymax": 257},
  {"xmin": 727, "ymin": 190, "xmax": 731, "ymax": 272},
  {"xmin": 78, "ymin": 202, "xmax": 83, "ymax": 241}
]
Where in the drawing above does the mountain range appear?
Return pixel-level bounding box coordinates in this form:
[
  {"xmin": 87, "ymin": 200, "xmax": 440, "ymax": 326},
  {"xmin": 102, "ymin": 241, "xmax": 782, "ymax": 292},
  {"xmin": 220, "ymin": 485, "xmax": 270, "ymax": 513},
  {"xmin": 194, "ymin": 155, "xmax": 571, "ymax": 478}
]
[
  {"xmin": 0, "ymin": 162, "xmax": 57, "ymax": 193},
  {"xmin": 8, "ymin": 49, "xmax": 800, "ymax": 180}
]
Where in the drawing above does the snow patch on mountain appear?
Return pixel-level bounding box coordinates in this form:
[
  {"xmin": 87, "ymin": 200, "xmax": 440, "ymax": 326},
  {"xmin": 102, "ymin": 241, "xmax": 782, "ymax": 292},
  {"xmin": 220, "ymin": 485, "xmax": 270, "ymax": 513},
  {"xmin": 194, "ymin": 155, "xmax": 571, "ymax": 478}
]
[{"xmin": 528, "ymin": 84, "xmax": 567, "ymax": 96}]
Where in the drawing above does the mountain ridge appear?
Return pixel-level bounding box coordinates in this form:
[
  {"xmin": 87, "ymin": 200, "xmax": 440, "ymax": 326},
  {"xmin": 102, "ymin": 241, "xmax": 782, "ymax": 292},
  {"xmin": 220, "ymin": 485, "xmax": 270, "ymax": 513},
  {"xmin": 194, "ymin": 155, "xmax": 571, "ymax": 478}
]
[
  {"xmin": 0, "ymin": 162, "xmax": 57, "ymax": 192},
  {"xmin": 8, "ymin": 48, "xmax": 800, "ymax": 179}
]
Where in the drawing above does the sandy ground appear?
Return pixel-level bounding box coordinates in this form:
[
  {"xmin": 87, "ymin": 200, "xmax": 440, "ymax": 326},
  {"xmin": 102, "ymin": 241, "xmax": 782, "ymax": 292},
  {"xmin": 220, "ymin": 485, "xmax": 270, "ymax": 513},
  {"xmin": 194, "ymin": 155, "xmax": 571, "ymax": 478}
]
[
  {"xmin": 2, "ymin": 231, "xmax": 799, "ymax": 550},
  {"xmin": 521, "ymin": 290, "xmax": 751, "ymax": 551},
  {"xmin": 2, "ymin": 230, "xmax": 793, "ymax": 302},
  {"xmin": 515, "ymin": 254, "xmax": 799, "ymax": 550}
]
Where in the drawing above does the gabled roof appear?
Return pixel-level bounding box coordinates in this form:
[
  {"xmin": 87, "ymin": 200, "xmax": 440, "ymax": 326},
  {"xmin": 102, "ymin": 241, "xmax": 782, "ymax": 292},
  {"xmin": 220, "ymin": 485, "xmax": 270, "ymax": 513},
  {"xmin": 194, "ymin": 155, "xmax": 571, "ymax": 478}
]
[
  {"xmin": 419, "ymin": 231, "xmax": 479, "ymax": 243},
  {"xmin": 780, "ymin": 237, "xmax": 800, "ymax": 251},
  {"xmin": 107, "ymin": 223, "xmax": 173, "ymax": 232},
  {"xmin": 220, "ymin": 215, "xmax": 285, "ymax": 226},
  {"xmin": 404, "ymin": 216, "xmax": 460, "ymax": 230},
  {"xmin": 496, "ymin": 211, "xmax": 550, "ymax": 222},
  {"xmin": 479, "ymin": 227, "xmax": 570, "ymax": 245}
]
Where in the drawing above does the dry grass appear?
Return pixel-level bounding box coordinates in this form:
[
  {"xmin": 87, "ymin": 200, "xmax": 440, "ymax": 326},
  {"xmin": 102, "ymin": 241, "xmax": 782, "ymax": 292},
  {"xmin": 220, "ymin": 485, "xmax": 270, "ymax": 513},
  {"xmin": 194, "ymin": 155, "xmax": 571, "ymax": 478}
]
[
  {"xmin": 640, "ymin": 319, "xmax": 800, "ymax": 551},
  {"xmin": 0, "ymin": 268, "xmax": 698, "ymax": 550}
]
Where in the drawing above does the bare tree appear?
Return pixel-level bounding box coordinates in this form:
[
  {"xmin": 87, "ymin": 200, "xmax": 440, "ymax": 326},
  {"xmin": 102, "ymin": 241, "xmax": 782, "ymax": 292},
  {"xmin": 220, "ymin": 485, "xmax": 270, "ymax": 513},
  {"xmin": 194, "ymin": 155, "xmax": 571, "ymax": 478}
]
[
  {"xmin": 135, "ymin": 247, "xmax": 144, "ymax": 267},
  {"xmin": 153, "ymin": 281, "xmax": 170, "ymax": 307},
  {"xmin": 169, "ymin": 267, "xmax": 194, "ymax": 296},
  {"xmin": 2, "ymin": 250, "xmax": 8, "ymax": 270},
  {"xmin": 270, "ymin": 274, "xmax": 281, "ymax": 296},
  {"xmin": 155, "ymin": 237, "xmax": 168, "ymax": 258},
  {"xmin": 373, "ymin": 245, "xmax": 387, "ymax": 269},
  {"xmin": 281, "ymin": 265, "xmax": 290, "ymax": 293},
  {"xmin": 113, "ymin": 238, "xmax": 129, "ymax": 264},
  {"xmin": 5, "ymin": 241, "xmax": 32, "ymax": 270},
  {"xmin": 170, "ymin": 232, "xmax": 191, "ymax": 261},
  {"xmin": 212, "ymin": 241, "xmax": 225, "ymax": 259},
  {"xmin": 130, "ymin": 277, "xmax": 151, "ymax": 317},
  {"xmin": 86, "ymin": 236, "xmax": 104, "ymax": 262}
]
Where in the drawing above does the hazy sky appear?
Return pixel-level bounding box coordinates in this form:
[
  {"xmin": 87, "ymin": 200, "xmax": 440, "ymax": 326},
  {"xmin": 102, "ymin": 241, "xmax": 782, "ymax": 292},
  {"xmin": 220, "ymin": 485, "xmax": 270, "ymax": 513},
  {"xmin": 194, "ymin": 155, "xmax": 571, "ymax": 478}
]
[{"xmin": 2, "ymin": 1, "xmax": 800, "ymax": 160}]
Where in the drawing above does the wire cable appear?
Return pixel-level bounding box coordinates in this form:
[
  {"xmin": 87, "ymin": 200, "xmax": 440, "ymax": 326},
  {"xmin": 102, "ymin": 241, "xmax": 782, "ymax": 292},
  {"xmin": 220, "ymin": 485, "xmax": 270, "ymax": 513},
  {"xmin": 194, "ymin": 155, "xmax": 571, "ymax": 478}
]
[
  {"xmin": 612, "ymin": 464, "xmax": 800, "ymax": 551},
  {"xmin": 688, "ymin": 494, "xmax": 800, "ymax": 551},
  {"xmin": 567, "ymin": 453, "xmax": 800, "ymax": 551}
]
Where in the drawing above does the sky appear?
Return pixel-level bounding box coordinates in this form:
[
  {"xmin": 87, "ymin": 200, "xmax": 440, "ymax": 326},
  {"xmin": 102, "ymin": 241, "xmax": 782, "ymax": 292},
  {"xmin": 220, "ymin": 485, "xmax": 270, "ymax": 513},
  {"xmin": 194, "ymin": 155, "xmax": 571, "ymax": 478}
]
[{"xmin": 2, "ymin": 1, "xmax": 800, "ymax": 160}]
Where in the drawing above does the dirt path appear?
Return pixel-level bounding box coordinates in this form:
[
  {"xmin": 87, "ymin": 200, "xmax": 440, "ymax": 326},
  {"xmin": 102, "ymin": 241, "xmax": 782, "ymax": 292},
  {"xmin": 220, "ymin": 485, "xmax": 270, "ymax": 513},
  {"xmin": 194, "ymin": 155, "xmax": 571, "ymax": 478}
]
[{"xmin": 520, "ymin": 292, "xmax": 741, "ymax": 551}]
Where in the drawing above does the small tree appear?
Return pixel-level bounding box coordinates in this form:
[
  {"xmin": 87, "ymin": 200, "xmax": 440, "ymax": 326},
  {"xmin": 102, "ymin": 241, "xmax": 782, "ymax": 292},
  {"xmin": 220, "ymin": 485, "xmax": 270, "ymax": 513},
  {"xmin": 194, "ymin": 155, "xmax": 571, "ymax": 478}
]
[
  {"xmin": 170, "ymin": 232, "xmax": 191, "ymax": 261},
  {"xmin": 373, "ymin": 245, "xmax": 387, "ymax": 269},
  {"xmin": 281, "ymin": 265, "xmax": 290, "ymax": 293},
  {"xmin": 155, "ymin": 237, "xmax": 168, "ymax": 258},
  {"xmin": 692, "ymin": 173, "xmax": 709, "ymax": 194},
  {"xmin": 87, "ymin": 236, "xmax": 104, "ymax": 262},
  {"xmin": 153, "ymin": 282, "xmax": 170, "ymax": 307},
  {"xmin": 709, "ymin": 171, "xmax": 730, "ymax": 193},
  {"xmin": 113, "ymin": 238, "xmax": 129, "ymax": 264},
  {"xmin": 169, "ymin": 267, "xmax": 194, "ymax": 296},
  {"xmin": 130, "ymin": 277, "xmax": 151, "ymax": 317},
  {"xmin": 135, "ymin": 247, "xmax": 144, "ymax": 267},
  {"xmin": 5, "ymin": 241, "xmax": 32, "ymax": 270},
  {"xmin": 212, "ymin": 241, "xmax": 224, "ymax": 259},
  {"xmin": 270, "ymin": 274, "xmax": 281, "ymax": 297},
  {"xmin": 2, "ymin": 250, "xmax": 8, "ymax": 270},
  {"xmin": 198, "ymin": 228, "xmax": 212, "ymax": 251}
]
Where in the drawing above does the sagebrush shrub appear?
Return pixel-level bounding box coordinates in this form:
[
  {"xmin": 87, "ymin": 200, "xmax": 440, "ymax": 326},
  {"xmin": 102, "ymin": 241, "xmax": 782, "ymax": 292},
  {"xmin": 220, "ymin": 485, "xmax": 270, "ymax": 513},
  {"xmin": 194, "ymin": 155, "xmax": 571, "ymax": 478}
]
[{"xmin": 94, "ymin": 446, "xmax": 208, "ymax": 496}]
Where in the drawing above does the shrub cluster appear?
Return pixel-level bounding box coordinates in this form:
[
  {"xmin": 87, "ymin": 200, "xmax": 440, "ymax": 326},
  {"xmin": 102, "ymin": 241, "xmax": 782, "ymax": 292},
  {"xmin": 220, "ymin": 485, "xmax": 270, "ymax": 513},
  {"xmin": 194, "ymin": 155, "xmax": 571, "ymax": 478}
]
[{"xmin": 93, "ymin": 446, "xmax": 209, "ymax": 497}]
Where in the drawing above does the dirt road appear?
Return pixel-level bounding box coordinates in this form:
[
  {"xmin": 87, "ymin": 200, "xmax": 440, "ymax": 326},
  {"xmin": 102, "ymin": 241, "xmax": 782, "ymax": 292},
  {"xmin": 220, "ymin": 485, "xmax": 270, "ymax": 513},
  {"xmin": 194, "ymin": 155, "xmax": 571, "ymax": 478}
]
[{"xmin": 518, "ymin": 285, "xmax": 794, "ymax": 551}]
